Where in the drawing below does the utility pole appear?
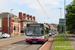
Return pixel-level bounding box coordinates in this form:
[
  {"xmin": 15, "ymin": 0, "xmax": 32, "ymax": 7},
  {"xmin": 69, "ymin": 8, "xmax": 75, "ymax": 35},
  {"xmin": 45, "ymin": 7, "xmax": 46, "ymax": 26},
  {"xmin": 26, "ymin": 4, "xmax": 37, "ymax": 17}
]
[
  {"xmin": 10, "ymin": 9, "xmax": 13, "ymax": 36},
  {"xmin": 64, "ymin": 0, "xmax": 66, "ymax": 40},
  {"xmin": 8, "ymin": 14, "xmax": 9, "ymax": 34}
]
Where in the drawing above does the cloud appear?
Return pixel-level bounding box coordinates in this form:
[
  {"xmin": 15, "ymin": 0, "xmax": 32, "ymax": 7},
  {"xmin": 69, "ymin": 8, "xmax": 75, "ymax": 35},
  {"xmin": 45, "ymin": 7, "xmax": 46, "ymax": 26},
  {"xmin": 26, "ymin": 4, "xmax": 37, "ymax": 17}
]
[
  {"xmin": 14, "ymin": 9, "xmax": 27, "ymax": 13},
  {"xmin": 0, "ymin": 0, "xmax": 3, "ymax": 4},
  {"xmin": 28, "ymin": 0, "xmax": 60, "ymax": 10},
  {"xmin": 0, "ymin": 0, "xmax": 73, "ymax": 24},
  {"xmin": 41, "ymin": 0, "xmax": 60, "ymax": 5},
  {"xmin": 33, "ymin": 8, "xmax": 60, "ymax": 24},
  {"xmin": 18, "ymin": 0, "xmax": 33, "ymax": 4},
  {"xmin": 28, "ymin": 3, "xmax": 42, "ymax": 10}
]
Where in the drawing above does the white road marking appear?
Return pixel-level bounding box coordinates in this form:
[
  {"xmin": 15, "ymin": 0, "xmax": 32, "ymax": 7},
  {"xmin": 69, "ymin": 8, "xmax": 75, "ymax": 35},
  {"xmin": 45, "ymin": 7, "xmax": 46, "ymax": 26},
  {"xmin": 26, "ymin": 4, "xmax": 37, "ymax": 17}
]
[{"xmin": 8, "ymin": 47, "xmax": 15, "ymax": 50}]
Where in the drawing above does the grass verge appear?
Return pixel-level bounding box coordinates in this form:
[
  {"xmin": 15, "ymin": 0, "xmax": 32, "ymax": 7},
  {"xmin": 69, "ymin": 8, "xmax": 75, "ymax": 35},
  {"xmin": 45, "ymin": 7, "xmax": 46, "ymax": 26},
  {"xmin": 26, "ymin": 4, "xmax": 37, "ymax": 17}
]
[{"xmin": 53, "ymin": 34, "xmax": 73, "ymax": 50}]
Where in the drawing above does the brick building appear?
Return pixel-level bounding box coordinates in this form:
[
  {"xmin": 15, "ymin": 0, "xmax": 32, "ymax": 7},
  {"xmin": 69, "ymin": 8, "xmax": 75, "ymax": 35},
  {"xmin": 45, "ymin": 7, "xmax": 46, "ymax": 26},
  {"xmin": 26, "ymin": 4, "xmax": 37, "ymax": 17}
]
[
  {"xmin": 0, "ymin": 12, "xmax": 37, "ymax": 36},
  {"xmin": 19, "ymin": 12, "xmax": 37, "ymax": 33},
  {"xmin": 44, "ymin": 23, "xmax": 51, "ymax": 30},
  {"xmin": 0, "ymin": 12, "xmax": 21, "ymax": 36},
  {"xmin": 50, "ymin": 24, "xmax": 57, "ymax": 31}
]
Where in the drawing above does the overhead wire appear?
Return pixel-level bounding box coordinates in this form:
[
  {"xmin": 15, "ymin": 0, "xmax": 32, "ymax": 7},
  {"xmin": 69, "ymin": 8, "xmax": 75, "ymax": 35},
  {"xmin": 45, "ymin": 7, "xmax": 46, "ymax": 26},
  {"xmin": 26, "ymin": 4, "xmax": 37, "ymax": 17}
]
[{"xmin": 37, "ymin": 0, "xmax": 50, "ymax": 19}]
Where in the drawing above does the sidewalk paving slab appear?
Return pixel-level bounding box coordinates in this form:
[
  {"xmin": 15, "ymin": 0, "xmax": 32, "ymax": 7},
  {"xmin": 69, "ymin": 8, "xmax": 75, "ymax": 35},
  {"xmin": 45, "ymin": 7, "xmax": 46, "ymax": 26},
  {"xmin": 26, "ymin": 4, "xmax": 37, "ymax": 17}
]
[
  {"xmin": 68, "ymin": 34, "xmax": 75, "ymax": 50},
  {"xmin": 39, "ymin": 35, "xmax": 56, "ymax": 50}
]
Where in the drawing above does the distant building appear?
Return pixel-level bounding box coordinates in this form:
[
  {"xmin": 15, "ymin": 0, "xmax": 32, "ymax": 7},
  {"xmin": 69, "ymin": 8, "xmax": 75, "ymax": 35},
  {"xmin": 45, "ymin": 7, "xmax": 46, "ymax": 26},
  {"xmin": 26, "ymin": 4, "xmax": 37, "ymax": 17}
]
[
  {"xmin": 50, "ymin": 24, "xmax": 57, "ymax": 31},
  {"xmin": 44, "ymin": 23, "xmax": 51, "ymax": 30}
]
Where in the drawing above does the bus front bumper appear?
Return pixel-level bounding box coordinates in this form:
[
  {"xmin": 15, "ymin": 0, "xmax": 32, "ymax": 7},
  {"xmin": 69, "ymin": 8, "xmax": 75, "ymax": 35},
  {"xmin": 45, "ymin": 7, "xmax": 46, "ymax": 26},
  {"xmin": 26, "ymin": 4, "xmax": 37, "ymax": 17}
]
[{"xmin": 26, "ymin": 41, "xmax": 44, "ymax": 43}]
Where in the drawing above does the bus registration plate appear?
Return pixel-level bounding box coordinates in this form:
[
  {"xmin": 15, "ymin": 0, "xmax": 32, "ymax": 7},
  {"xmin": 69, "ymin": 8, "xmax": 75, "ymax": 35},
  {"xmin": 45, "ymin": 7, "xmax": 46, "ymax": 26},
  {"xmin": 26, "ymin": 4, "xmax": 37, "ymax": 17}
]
[{"xmin": 32, "ymin": 41, "xmax": 37, "ymax": 43}]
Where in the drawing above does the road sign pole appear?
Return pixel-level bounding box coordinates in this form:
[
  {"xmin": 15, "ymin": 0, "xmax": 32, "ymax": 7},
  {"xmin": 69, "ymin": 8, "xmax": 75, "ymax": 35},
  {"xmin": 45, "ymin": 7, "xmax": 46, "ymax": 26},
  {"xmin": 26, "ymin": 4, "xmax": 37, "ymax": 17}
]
[
  {"xmin": 61, "ymin": 25, "xmax": 62, "ymax": 43},
  {"xmin": 59, "ymin": 19, "xmax": 66, "ymax": 42}
]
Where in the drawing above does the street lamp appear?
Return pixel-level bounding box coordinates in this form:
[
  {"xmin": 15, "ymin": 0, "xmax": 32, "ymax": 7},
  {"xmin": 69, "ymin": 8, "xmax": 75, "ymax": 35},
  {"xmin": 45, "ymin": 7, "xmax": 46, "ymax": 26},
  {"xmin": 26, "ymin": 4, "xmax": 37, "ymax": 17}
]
[
  {"xmin": 10, "ymin": 9, "xmax": 14, "ymax": 36},
  {"xmin": 58, "ymin": 8, "xmax": 62, "ymax": 18},
  {"xmin": 64, "ymin": 0, "xmax": 66, "ymax": 40}
]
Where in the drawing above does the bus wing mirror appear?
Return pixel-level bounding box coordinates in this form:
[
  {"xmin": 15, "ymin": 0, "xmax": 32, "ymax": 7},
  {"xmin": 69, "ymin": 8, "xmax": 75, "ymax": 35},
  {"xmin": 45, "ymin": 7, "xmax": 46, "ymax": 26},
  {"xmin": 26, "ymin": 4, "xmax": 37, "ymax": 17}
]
[{"xmin": 45, "ymin": 28, "xmax": 46, "ymax": 30}]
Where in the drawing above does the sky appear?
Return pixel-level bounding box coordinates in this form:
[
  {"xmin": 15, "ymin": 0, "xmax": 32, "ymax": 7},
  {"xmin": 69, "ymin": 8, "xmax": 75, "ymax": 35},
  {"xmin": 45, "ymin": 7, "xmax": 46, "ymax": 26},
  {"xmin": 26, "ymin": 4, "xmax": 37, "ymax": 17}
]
[{"xmin": 0, "ymin": 0, "xmax": 73, "ymax": 24}]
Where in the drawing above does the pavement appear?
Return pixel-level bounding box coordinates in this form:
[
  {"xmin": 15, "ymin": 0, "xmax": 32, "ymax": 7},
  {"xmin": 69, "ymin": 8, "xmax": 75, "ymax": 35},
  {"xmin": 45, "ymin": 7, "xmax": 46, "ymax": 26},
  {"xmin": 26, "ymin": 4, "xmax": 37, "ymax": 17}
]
[
  {"xmin": 68, "ymin": 34, "xmax": 75, "ymax": 50},
  {"xmin": 39, "ymin": 35, "xmax": 56, "ymax": 50}
]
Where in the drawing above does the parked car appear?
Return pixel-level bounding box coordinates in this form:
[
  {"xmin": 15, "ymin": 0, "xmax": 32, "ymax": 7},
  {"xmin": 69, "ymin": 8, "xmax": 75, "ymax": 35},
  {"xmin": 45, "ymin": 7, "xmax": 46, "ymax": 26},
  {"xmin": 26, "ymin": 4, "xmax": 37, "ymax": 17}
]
[
  {"xmin": 52, "ymin": 33, "xmax": 55, "ymax": 35},
  {"xmin": 54, "ymin": 31, "xmax": 57, "ymax": 34},
  {"xmin": 2, "ymin": 33, "xmax": 10, "ymax": 38},
  {"xmin": 49, "ymin": 32, "xmax": 52, "ymax": 36}
]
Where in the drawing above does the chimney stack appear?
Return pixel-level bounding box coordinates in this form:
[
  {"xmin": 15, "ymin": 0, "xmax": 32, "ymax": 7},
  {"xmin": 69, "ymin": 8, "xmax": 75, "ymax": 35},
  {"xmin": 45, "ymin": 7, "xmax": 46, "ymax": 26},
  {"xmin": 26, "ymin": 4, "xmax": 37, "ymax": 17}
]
[
  {"xmin": 30, "ymin": 15, "xmax": 32, "ymax": 20},
  {"xmin": 19, "ymin": 12, "xmax": 22, "ymax": 20},
  {"xmin": 27, "ymin": 14, "xmax": 29, "ymax": 20},
  {"xmin": 33, "ymin": 16, "xmax": 35, "ymax": 21},
  {"xmin": 23, "ymin": 13, "xmax": 26, "ymax": 17}
]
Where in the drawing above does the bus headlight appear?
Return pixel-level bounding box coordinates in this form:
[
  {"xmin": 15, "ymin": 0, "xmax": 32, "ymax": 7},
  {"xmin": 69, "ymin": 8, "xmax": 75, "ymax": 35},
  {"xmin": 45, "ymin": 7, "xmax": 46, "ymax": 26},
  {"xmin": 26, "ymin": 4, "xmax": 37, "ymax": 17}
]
[{"xmin": 42, "ymin": 39, "xmax": 45, "ymax": 41}]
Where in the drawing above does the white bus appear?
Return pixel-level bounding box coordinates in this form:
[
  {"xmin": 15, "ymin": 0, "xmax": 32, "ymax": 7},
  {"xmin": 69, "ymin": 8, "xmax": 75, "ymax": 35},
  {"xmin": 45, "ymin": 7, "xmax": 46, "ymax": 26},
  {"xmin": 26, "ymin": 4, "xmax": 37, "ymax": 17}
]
[{"xmin": 26, "ymin": 23, "xmax": 49, "ymax": 43}]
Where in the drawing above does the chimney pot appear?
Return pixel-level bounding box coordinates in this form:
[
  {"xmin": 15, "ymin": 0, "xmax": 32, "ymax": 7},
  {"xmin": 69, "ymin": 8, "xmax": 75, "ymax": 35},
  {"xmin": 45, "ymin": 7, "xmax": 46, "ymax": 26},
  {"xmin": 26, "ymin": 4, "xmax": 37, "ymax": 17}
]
[
  {"xmin": 27, "ymin": 14, "xmax": 29, "ymax": 18},
  {"xmin": 19, "ymin": 12, "xmax": 22, "ymax": 20},
  {"xmin": 23, "ymin": 13, "xmax": 26, "ymax": 17},
  {"xmin": 33, "ymin": 16, "xmax": 35, "ymax": 20}
]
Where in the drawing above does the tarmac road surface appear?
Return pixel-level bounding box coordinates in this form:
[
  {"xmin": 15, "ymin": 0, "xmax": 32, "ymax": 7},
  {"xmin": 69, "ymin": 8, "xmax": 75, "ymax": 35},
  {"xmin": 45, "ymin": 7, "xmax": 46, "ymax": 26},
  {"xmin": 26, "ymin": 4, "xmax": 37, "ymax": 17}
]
[{"xmin": 0, "ymin": 36, "xmax": 52, "ymax": 50}]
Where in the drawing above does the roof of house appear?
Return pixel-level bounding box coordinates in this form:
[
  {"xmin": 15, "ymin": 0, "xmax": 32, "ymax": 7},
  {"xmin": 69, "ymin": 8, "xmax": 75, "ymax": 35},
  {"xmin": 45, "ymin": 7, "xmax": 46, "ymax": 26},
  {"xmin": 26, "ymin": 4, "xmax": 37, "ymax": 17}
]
[{"xmin": 0, "ymin": 12, "xmax": 17, "ymax": 18}]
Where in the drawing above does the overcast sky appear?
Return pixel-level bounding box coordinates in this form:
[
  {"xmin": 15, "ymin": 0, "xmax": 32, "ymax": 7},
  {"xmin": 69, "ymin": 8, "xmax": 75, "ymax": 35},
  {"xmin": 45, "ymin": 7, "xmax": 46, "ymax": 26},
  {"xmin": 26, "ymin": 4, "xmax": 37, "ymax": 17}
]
[{"xmin": 0, "ymin": 0, "xmax": 73, "ymax": 24}]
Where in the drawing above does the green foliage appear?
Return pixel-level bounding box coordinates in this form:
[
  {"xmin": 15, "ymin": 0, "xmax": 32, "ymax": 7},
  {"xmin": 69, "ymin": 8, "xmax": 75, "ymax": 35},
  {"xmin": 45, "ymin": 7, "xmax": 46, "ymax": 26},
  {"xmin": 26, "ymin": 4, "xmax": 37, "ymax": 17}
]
[
  {"xmin": 57, "ymin": 24, "xmax": 64, "ymax": 33},
  {"xmin": 57, "ymin": 24, "xmax": 60, "ymax": 31},
  {"xmin": 66, "ymin": 0, "xmax": 75, "ymax": 34}
]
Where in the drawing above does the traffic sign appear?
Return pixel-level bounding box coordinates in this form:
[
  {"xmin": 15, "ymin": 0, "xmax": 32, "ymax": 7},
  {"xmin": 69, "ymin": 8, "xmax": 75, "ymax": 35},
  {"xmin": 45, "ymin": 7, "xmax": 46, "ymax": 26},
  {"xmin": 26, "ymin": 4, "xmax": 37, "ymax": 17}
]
[{"xmin": 59, "ymin": 19, "xmax": 66, "ymax": 26}]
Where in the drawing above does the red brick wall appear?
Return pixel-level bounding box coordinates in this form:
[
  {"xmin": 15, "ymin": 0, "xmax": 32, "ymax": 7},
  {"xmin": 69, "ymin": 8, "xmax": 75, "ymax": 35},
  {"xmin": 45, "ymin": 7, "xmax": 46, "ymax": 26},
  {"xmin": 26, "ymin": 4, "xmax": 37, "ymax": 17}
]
[
  {"xmin": 2, "ymin": 18, "xmax": 11, "ymax": 34},
  {"xmin": 19, "ymin": 12, "xmax": 22, "ymax": 20},
  {"xmin": 44, "ymin": 23, "xmax": 51, "ymax": 30},
  {"xmin": 20, "ymin": 22, "xmax": 23, "ymax": 29}
]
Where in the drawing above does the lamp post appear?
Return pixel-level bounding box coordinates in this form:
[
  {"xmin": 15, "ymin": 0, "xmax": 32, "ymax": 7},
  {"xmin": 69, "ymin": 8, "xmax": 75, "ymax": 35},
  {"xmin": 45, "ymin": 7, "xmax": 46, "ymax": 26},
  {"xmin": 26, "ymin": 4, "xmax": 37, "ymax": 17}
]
[
  {"xmin": 58, "ymin": 8, "xmax": 62, "ymax": 18},
  {"xmin": 10, "ymin": 9, "xmax": 13, "ymax": 36},
  {"xmin": 58, "ymin": 8, "xmax": 62, "ymax": 34},
  {"xmin": 64, "ymin": 0, "xmax": 66, "ymax": 40}
]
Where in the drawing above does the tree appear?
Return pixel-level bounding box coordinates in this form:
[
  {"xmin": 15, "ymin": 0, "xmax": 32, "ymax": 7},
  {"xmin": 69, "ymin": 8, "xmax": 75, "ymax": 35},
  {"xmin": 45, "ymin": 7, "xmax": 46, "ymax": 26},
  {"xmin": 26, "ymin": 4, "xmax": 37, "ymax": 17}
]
[
  {"xmin": 57, "ymin": 24, "xmax": 60, "ymax": 32},
  {"xmin": 66, "ymin": 0, "xmax": 75, "ymax": 34},
  {"xmin": 57, "ymin": 24, "xmax": 64, "ymax": 33}
]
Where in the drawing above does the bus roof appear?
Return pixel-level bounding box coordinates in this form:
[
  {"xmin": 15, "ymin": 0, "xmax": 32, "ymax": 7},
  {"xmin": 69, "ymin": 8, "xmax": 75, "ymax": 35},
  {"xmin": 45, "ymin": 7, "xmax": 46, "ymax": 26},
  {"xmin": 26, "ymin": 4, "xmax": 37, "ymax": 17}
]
[{"xmin": 27, "ymin": 23, "xmax": 43, "ymax": 25}]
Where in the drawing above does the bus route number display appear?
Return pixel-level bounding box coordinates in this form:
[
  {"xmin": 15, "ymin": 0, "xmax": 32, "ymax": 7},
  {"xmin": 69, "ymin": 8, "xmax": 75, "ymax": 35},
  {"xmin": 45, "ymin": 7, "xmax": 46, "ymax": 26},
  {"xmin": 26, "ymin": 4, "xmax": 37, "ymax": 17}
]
[{"xmin": 30, "ymin": 25, "xmax": 41, "ymax": 26}]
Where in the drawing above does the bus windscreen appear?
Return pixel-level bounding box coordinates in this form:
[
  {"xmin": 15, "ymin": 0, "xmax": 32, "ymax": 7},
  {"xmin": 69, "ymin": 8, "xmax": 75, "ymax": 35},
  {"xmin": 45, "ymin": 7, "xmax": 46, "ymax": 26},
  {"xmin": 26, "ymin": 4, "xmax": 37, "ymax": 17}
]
[{"xmin": 26, "ymin": 24, "xmax": 44, "ymax": 36}]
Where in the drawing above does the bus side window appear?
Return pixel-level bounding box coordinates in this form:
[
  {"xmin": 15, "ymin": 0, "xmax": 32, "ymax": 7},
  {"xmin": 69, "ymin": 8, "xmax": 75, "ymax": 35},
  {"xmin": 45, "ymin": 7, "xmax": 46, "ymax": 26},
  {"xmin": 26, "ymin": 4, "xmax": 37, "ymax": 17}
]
[
  {"xmin": 45, "ymin": 28, "xmax": 47, "ymax": 34},
  {"xmin": 45, "ymin": 28, "xmax": 49, "ymax": 34}
]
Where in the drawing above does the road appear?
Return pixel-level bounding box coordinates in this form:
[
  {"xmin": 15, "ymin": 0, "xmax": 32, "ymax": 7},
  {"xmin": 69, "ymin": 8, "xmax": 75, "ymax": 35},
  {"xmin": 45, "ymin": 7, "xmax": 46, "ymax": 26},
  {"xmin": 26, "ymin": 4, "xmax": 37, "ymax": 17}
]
[
  {"xmin": 0, "ymin": 35, "xmax": 25, "ymax": 42},
  {"xmin": 0, "ymin": 36, "xmax": 52, "ymax": 50}
]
